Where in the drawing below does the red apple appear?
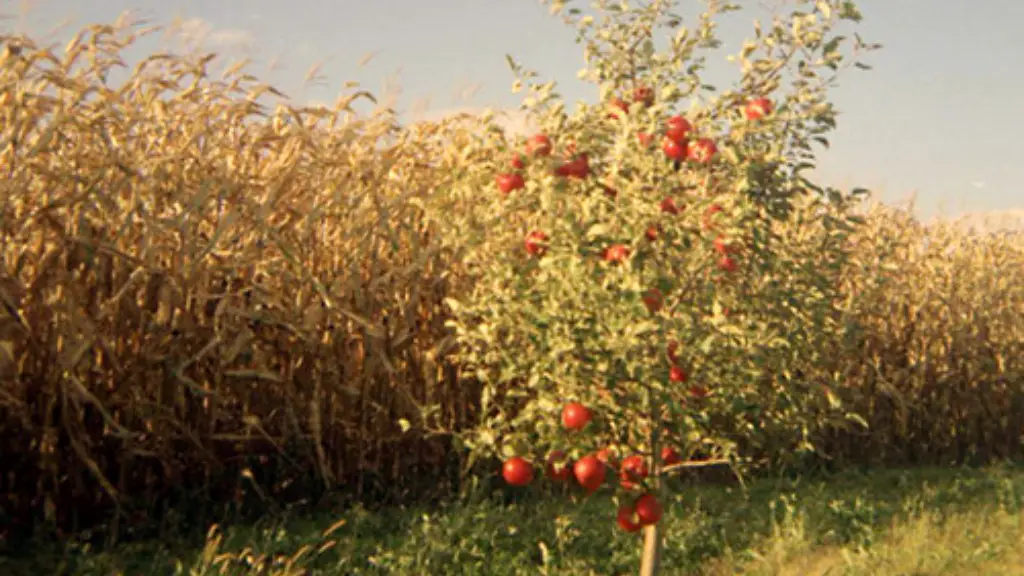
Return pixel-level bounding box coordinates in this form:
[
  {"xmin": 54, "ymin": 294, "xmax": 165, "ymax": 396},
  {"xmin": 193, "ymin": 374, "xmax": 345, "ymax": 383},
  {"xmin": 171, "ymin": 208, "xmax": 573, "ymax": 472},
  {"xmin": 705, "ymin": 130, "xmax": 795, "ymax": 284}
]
[
  {"xmin": 661, "ymin": 446, "xmax": 682, "ymax": 466},
  {"xmin": 608, "ymin": 97, "xmax": 629, "ymax": 119},
  {"xmin": 545, "ymin": 450, "xmax": 573, "ymax": 482},
  {"xmin": 637, "ymin": 132, "xmax": 654, "ymax": 147},
  {"xmin": 596, "ymin": 447, "xmax": 619, "ymax": 470},
  {"xmin": 502, "ymin": 457, "xmax": 533, "ymax": 486},
  {"xmin": 617, "ymin": 503, "xmax": 643, "ymax": 533},
  {"xmin": 745, "ymin": 97, "xmax": 773, "ymax": 120},
  {"xmin": 604, "ymin": 244, "xmax": 630, "ymax": 264},
  {"xmin": 713, "ymin": 235, "xmax": 736, "ymax": 255},
  {"xmin": 496, "ymin": 173, "xmax": 525, "ymax": 194},
  {"xmin": 643, "ymin": 288, "xmax": 663, "ymax": 314},
  {"xmin": 634, "ymin": 493, "xmax": 663, "ymax": 526},
  {"xmin": 526, "ymin": 134, "xmax": 552, "ymax": 157},
  {"xmin": 620, "ymin": 455, "xmax": 649, "ymax": 490},
  {"xmin": 717, "ymin": 255, "xmax": 738, "ymax": 273},
  {"xmin": 524, "ymin": 230, "xmax": 548, "ymax": 257},
  {"xmin": 670, "ymin": 365, "xmax": 688, "ymax": 383},
  {"xmin": 660, "ymin": 197, "xmax": 680, "ymax": 215},
  {"xmin": 510, "ymin": 155, "xmax": 525, "ymax": 170},
  {"xmin": 662, "ymin": 137, "xmax": 686, "ymax": 161},
  {"xmin": 667, "ymin": 340, "xmax": 680, "ymax": 364},
  {"xmin": 632, "ymin": 85, "xmax": 655, "ymax": 107},
  {"xmin": 666, "ymin": 115, "xmax": 692, "ymax": 143},
  {"xmin": 686, "ymin": 138, "xmax": 717, "ymax": 164},
  {"xmin": 562, "ymin": 402, "xmax": 592, "ymax": 431},
  {"xmin": 554, "ymin": 154, "xmax": 590, "ymax": 179},
  {"xmin": 573, "ymin": 455, "xmax": 606, "ymax": 493},
  {"xmin": 702, "ymin": 204, "xmax": 724, "ymax": 231},
  {"xmin": 645, "ymin": 226, "xmax": 660, "ymax": 242}
]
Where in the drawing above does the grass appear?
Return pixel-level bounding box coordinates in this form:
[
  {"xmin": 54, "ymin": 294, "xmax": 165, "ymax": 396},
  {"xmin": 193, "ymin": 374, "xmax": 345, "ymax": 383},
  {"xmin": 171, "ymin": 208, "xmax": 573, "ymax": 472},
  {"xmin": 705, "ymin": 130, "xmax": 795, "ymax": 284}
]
[{"xmin": 5, "ymin": 465, "xmax": 1024, "ymax": 575}]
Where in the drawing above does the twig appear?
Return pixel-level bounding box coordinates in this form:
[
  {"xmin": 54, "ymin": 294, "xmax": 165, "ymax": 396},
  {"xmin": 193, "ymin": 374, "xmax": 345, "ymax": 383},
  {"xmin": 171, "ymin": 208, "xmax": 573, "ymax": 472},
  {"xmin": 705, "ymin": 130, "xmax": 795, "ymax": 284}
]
[{"xmin": 660, "ymin": 457, "xmax": 731, "ymax": 474}]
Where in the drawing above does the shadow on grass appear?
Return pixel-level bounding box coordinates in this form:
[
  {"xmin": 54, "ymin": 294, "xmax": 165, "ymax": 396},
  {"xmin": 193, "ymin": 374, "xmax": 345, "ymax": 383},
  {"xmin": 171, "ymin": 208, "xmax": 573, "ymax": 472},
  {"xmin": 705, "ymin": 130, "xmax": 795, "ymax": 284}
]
[{"xmin": 4, "ymin": 464, "xmax": 1024, "ymax": 575}]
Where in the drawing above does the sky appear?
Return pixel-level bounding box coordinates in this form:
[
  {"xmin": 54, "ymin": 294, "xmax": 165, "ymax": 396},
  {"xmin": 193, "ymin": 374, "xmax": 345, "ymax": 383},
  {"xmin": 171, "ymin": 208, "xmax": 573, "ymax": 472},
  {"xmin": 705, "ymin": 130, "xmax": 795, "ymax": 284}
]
[{"xmin": 5, "ymin": 0, "xmax": 1023, "ymax": 225}]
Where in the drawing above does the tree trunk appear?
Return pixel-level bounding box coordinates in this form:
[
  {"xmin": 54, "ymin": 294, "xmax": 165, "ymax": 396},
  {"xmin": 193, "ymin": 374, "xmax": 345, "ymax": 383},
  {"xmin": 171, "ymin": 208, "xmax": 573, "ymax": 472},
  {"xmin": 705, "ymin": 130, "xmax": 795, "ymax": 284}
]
[{"xmin": 639, "ymin": 522, "xmax": 661, "ymax": 576}]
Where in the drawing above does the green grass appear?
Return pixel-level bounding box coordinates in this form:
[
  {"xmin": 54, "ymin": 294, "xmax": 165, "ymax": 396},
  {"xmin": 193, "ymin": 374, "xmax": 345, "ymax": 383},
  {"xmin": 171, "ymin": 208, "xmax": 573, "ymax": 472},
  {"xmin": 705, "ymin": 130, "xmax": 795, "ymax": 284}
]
[{"xmin": 5, "ymin": 465, "xmax": 1024, "ymax": 575}]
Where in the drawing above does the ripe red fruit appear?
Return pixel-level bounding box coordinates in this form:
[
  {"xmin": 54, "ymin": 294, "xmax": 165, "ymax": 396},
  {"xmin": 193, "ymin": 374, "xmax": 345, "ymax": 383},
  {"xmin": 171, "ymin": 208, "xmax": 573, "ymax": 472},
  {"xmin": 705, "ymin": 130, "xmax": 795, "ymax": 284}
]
[
  {"xmin": 637, "ymin": 132, "xmax": 654, "ymax": 147},
  {"xmin": 604, "ymin": 244, "xmax": 630, "ymax": 264},
  {"xmin": 617, "ymin": 504, "xmax": 643, "ymax": 533},
  {"xmin": 717, "ymin": 255, "xmax": 738, "ymax": 273},
  {"xmin": 634, "ymin": 493, "xmax": 663, "ymax": 526},
  {"xmin": 596, "ymin": 447, "xmax": 619, "ymax": 470},
  {"xmin": 496, "ymin": 173, "xmax": 525, "ymax": 194},
  {"xmin": 510, "ymin": 155, "xmax": 525, "ymax": 170},
  {"xmin": 661, "ymin": 446, "xmax": 682, "ymax": 466},
  {"xmin": 667, "ymin": 340, "xmax": 680, "ymax": 364},
  {"xmin": 643, "ymin": 288, "xmax": 663, "ymax": 314},
  {"xmin": 573, "ymin": 455, "xmax": 606, "ymax": 493},
  {"xmin": 686, "ymin": 138, "xmax": 717, "ymax": 164},
  {"xmin": 669, "ymin": 365, "xmax": 688, "ymax": 383},
  {"xmin": 545, "ymin": 450, "xmax": 573, "ymax": 482},
  {"xmin": 645, "ymin": 226, "xmax": 660, "ymax": 242},
  {"xmin": 561, "ymin": 402, "xmax": 592, "ymax": 431},
  {"xmin": 662, "ymin": 137, "xmax": 685, "ymax": 161},
  {"xmin": 665, "ymin": 115, "xmax": 692, "ymax": 143},
  {"xmin": 702, "ymin": 204, "xmax": 724, "ymax": 231},
  {"xmin": 526, "ymin": 134, "xmax": 552, "ymax": 157},
  {"xmin": 620, "ymin": 455, "xmax": 649, "ymax": 490},
  {"xmin": 608, "ymin": 97, "xmax": 629, "ymax": 118},
  {"xmin": 554, "ymin": 154, "xmax": 590, "ymax": 179},
  {"xmin": 745, "ymin": 97, "xmax": 773, "ymax": 120},
  {"xmin": 524, "ymin": 230, "xmax": 548, "ymax": 257},
  {"xmin": 660, "ymin": 197, "xmax": 679, "ymax": 215},
  {"xmin": 713, "ymin": 235, "xmax": 736, "ymax": 255},
  {"xmin": 689, "ymin": 384, "xmax": 709, "ymax": 399},
  {"xmin": 632, "ymin": 85, "xmax": 655, "ymax": 107},
  {"xmin": 502, "ymin": 457, "xmax": 534, "ymax": 486}
]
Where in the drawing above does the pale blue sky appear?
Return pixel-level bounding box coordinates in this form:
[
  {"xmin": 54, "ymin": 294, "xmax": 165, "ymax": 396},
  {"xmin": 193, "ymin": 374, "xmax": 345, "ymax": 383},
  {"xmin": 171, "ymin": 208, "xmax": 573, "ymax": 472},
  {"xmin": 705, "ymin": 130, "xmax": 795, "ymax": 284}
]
[{"xmin": 7, "ymin": 0, "xmax": 1024, "ymax": 219}]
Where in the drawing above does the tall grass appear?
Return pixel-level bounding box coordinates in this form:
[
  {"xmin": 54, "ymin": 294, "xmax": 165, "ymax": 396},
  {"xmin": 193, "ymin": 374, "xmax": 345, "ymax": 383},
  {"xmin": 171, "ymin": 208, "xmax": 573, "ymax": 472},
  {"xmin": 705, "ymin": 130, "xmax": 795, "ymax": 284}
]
[{"xmin": 0, "ymin": 22, "xmax": 486, "ymax": 541}]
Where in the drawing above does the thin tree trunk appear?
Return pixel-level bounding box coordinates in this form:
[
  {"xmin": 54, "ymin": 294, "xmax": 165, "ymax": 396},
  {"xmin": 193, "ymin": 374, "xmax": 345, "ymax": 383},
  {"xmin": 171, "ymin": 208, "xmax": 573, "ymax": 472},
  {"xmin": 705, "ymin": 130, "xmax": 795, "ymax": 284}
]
[
  {"xmin": 639, "ymin": 522, "xmax": 661, "ymax": 576},
  {"xmin": 641, "ymin": 381, "xmax": 662, "ymax": 576}
]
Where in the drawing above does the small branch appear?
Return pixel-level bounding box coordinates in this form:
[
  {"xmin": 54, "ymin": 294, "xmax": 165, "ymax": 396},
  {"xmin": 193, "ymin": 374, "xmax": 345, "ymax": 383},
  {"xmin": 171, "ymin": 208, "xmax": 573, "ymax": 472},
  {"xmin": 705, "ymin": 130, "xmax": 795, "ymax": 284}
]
[{"xmin": 659, "ymin": 457, "xmax": 731, "ymax": 474}]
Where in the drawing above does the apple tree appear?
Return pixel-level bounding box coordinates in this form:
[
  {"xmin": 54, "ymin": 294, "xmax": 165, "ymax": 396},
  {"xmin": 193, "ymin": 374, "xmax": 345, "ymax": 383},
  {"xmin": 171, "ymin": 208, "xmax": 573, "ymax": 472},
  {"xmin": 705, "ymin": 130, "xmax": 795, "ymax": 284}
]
[{"xmin": 431, "ymin": 0, "xmax": 879, "ymax": 573}]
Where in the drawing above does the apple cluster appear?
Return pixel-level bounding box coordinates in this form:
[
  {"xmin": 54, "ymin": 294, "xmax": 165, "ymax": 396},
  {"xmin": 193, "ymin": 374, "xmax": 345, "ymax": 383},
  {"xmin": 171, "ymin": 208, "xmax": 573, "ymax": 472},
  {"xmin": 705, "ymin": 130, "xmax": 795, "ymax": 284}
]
[
  {"xmin": 500, "ymin": 401, "xmax": 682, "ymax": 532},
  {"xmin": 495, "ymin": 90, "xmax": 773, "ymax": 279}
]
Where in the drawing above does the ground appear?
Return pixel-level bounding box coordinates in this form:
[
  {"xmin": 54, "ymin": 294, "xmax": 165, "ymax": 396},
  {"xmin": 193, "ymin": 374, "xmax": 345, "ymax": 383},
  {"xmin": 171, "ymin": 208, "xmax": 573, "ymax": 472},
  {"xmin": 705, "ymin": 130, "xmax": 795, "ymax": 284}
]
[{"xmin": 4, "ymin": 465, "xmax": 1024, "ymax": 575}]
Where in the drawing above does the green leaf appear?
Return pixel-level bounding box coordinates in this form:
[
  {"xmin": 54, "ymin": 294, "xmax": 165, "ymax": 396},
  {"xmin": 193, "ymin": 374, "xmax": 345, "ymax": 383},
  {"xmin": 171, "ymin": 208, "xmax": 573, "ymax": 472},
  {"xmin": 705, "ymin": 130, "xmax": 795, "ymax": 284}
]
[
  {"xmin": 699, "ymin": 334, "xmax": 717, "ymax": 354},
  {"xmin": 585, "ymin": 223, "xmax": 612, "ymax": 239},
  {"xmin": 816, "ymin": 1, "xmax": 832, "ymax": 20}
]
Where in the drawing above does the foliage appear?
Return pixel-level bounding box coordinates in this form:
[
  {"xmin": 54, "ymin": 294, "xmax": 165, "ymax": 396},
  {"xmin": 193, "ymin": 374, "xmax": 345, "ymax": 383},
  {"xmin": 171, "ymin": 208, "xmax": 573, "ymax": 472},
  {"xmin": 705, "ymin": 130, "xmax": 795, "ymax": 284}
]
[{"xmin": 438, "ymin": 0, "xmax": 881, "ymax": 498}]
